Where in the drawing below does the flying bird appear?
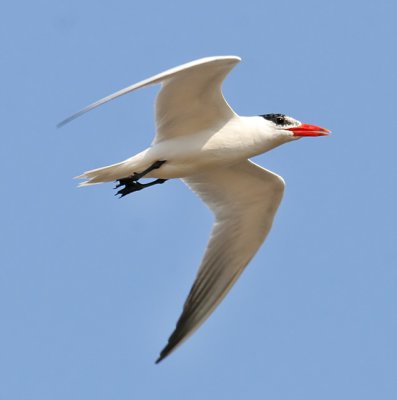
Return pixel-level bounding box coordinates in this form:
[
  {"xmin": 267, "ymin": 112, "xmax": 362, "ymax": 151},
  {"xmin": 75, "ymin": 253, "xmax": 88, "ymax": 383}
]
[{"xmin": 59, "ymin": 56, "xmax": 329, "ymax": 363}]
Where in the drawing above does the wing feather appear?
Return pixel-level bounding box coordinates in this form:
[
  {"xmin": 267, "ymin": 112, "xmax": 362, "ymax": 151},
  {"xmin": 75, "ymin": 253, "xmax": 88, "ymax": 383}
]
[
  {"xmin": 156, "ymin": 160, "xmax": 285, "ymax": 363},
  {"xmin": 57, "ymin": 56, "xmax": 241, "ymax": 135}
]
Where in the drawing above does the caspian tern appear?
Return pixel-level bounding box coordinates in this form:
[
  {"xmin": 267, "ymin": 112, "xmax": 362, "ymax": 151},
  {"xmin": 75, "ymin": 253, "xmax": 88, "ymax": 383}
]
[{"xmin": 59, "ymin": 56, "xmax": 329, "ymax": 363}]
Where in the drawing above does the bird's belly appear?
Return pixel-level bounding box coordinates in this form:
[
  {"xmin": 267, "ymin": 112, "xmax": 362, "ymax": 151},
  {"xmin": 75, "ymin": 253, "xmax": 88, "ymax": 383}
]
[{"xmin": 147, "ymin": 129, "xmax": 271, "ymax": 179}]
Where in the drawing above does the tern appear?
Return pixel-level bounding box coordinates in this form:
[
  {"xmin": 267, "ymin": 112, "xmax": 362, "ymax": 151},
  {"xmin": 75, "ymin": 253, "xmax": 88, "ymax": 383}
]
[{"xmin": 59, "ymin": 56, "xmax": 329, "ymax": 363}]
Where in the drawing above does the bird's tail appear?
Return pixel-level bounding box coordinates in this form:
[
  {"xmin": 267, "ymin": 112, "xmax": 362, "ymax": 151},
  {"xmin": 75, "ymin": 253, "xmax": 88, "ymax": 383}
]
[{"xmin": 76, "ymin": 149, "xmax": 150, "ymax": 186}]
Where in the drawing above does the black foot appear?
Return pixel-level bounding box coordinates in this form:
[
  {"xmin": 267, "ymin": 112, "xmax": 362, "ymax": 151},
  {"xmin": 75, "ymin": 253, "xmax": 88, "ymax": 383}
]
[
  {"xmin": 114, "ymin": 160, "xmax": 167, "ymax": 198},
  {"xmin": 115, "ymin": 178, "xmax": 167, "ymax": 198}
]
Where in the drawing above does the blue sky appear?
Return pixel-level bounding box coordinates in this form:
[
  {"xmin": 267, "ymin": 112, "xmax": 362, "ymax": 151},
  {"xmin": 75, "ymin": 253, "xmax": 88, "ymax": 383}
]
[{"xmin": 1, "ymin": 0, "xmax": 397, "ymax": 398}]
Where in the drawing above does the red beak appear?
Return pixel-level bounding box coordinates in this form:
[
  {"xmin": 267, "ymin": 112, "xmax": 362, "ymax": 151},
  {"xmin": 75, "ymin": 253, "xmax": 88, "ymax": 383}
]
[{"xmin": 288, "ymin": 123, "xmax": 330, "ymax": 137}]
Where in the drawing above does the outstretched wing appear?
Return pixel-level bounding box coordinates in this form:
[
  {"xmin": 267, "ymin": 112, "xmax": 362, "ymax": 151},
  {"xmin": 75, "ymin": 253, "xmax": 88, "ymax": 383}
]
[
  {"xmin": 58, "ymin": 56, "xmax": 241, "ymax": 143},
  {"xmin": 153, "ymin": 56, "xmax": 240, "ymax": 143},
  {"xmin": 156, "ymin": 160, "xmax": 285, "ymax": 363}
]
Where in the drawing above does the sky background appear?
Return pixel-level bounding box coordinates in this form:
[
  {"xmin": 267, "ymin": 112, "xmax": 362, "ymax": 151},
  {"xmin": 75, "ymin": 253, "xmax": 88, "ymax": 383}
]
[{"xmin": 1, "ymin": 0, "xmax": 397, "ymax": 399}]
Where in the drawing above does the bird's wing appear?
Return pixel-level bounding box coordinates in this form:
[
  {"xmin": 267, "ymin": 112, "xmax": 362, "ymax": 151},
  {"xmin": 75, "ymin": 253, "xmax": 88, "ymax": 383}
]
[
  {"xmin": 58, "ymin": 56, "xmax": 241, "ymax": 142},
  {"xmin": 152, "ymin": 56, "xmax": 240, "ymax": 143},
  {"xmin": 156, "ymin": 160, "xmax": 285, "ymax": 363}
]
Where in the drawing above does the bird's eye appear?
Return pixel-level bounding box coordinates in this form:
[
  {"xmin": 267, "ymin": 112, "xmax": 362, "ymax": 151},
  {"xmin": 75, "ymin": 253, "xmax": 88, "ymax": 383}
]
[{"xmin": 260, "ymin": 113, "xmax": 289, "ymax": 126}]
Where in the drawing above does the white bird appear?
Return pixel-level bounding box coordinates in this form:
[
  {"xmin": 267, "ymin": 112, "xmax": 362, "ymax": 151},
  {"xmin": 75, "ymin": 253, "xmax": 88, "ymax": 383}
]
[{"xmin": 59, "ymin": 56, "xmax": 329, "ymax": 363}]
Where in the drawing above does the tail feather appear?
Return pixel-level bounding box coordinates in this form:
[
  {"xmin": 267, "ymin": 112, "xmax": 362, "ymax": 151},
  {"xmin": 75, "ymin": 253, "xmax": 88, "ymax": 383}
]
[
  {"xmin": 76, "ymin": 150, "xmax": 151, "ymax": 186},
  {"xmin": 76, "ymin": 161, "xmax": 129, "ymax": 185}
]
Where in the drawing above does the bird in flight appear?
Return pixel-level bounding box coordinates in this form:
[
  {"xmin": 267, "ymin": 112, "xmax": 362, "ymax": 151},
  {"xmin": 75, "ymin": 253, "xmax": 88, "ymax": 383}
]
[{"xmin": 59, "ymin": 56, "xmax": 329, "ymax": 363}]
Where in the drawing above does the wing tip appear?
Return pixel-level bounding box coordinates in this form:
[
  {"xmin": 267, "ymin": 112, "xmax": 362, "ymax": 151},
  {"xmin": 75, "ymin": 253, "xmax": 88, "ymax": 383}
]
[
  {"xmin": 57, "ymin": 109, "xmax": 87, "ymax": 128},
  {"xmin": 155, "ymin": 355, "xmax": 164, "ymax": 364},
  {"xmin": 154, "ymin": 341, "xmax": 177, "ymax": 364},
  {"xmin": 56, "ymin": 116, "xmax": 73, "ymax": 128},
  {"xmin": 155, "ymin": 328, "xmax": 188, "ymax": 364}
]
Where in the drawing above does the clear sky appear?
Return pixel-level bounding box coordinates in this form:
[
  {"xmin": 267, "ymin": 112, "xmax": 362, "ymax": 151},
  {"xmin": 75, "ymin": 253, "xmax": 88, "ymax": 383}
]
[{"xmin": 1, "ymin": 0, "xmax": 396, "ymax": 399}]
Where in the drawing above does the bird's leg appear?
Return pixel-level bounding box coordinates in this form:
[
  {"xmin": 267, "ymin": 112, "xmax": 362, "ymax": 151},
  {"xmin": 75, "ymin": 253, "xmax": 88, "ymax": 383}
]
[
  {"xmin": 130, "ymin": 160, "xmax": 167, "ymax": 181},
  {"xmin": 114, "ymin": 160, "xmax": 167, "ymax": 198}
]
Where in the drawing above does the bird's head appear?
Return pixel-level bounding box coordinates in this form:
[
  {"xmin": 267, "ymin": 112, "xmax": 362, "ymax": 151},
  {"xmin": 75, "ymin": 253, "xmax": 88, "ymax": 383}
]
[{"xmin": 260, "ymin": 114, "xmax": 330, "ymax": 140}]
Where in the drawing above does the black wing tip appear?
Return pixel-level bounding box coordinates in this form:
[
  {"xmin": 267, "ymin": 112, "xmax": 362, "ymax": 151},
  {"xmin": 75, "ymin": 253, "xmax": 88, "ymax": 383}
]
[
  {"xmin": 155, "ymin": 330, "xmax": 186, "ymax": 364},
  {"xmin": 154, "ymin": 343, "xmax": 175, "ymax": 364},
  {"xmin": 154, "ymin": 296, "xmax": 199, "ymax": 364},
  {"xmin": 155, "ymin": 355, "xmax": 164, "ymax": 364}
]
